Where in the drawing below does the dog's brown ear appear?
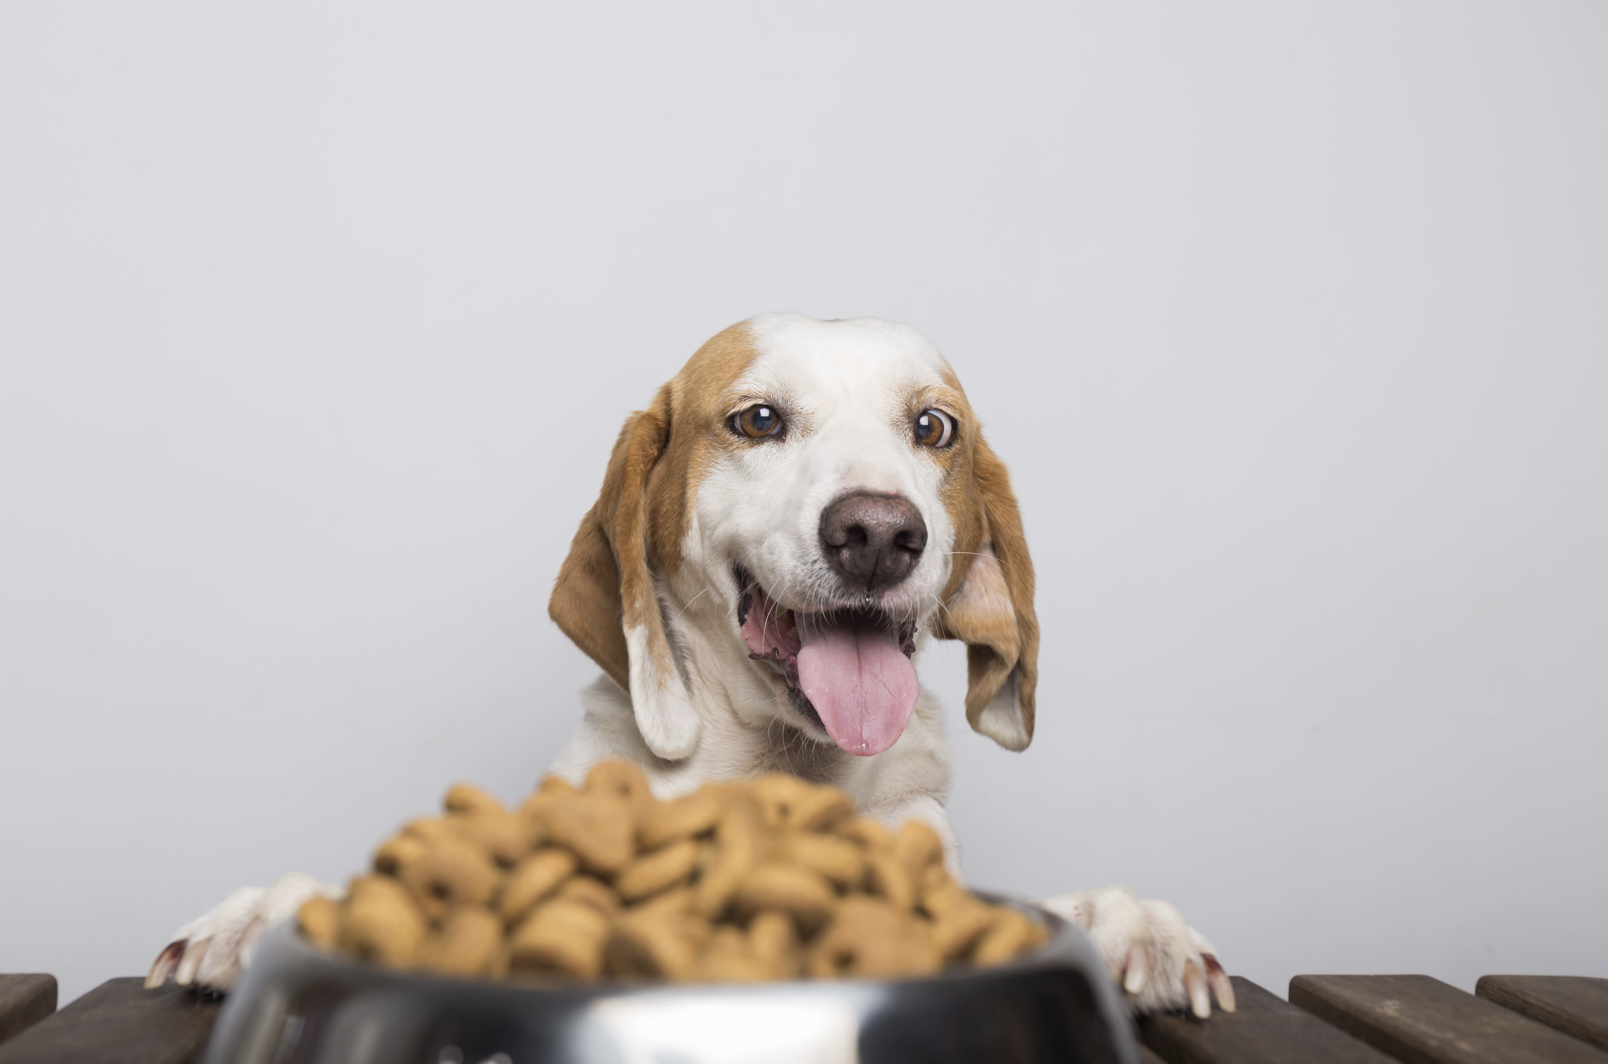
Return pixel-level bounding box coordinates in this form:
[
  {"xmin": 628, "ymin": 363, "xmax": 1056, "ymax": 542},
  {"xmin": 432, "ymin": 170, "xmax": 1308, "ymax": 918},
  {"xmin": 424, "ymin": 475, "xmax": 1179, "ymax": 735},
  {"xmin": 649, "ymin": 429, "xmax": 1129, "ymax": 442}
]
[
  {"xmin": 934, "ymin": 435, "xmax": 1038, "ymax": 750},
  {"xmin": 549, "ymin": 385, "xmax": 701, "ymax": 759}
]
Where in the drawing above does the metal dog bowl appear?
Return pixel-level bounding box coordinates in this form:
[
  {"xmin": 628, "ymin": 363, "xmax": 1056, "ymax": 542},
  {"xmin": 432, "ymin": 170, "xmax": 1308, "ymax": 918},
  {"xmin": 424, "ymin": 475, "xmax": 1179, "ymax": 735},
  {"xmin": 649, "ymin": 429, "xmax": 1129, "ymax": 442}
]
[{"xmin": 203, "ymin": 894, "xmax": 1141, "ymax": 1064}]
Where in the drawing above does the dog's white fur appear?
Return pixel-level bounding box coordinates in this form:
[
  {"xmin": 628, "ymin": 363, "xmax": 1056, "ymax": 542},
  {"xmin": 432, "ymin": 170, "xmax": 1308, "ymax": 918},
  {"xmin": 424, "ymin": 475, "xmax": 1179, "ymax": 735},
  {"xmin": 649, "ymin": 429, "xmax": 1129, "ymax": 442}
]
[{"xmin": 147, "ymin": 314, "xmax": 1232, "ymax": 1017}]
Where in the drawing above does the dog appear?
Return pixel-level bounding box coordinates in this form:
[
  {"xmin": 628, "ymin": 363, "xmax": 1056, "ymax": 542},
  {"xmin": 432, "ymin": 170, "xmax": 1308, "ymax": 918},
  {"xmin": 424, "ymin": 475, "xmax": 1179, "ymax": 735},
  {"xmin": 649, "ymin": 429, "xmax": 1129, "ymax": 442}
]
[{"xmin": 146, "ymin": 313, "xmax": 1233, "ymax": 1017}]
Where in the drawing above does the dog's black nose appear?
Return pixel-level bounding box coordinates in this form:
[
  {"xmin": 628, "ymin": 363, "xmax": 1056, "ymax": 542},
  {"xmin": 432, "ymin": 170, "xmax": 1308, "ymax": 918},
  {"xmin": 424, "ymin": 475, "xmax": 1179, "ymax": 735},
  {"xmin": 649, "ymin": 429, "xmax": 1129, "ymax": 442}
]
[{"xmin": 819, "ymin": 492, "xmax": 927, "ymax": 592}]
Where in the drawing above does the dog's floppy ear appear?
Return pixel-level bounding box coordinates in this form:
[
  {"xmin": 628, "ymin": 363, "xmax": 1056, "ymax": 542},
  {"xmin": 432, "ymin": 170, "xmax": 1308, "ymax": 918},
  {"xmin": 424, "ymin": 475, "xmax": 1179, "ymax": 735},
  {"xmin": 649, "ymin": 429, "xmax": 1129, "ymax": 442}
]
[
  {"xmin": 934, "ymin": 435, "xmax": 1038, "ymax": 751},
  {"xmin": 549, "ymin": 384, "xmax": 701, "ymax": 760}
]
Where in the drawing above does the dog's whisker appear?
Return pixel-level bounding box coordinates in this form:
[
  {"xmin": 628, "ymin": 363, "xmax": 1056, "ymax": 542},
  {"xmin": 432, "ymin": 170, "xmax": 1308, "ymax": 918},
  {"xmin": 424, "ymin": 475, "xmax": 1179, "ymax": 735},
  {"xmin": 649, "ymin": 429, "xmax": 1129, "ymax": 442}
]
[
  {"xmin": 675, "ymin": 586, "xmax": 712, "ymax": 618},
  {"xmin": 940, "ymin": 550, "xmax": 1008, "ymax": 571}
]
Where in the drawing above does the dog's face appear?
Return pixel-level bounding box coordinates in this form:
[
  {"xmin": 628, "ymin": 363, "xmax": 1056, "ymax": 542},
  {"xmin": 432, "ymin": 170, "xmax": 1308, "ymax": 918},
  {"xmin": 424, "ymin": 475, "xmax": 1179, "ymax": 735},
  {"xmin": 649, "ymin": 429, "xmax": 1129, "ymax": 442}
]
[
  {"xmin": 685, "ymin": 316, "xmax": 971, "ymax": 755},
  {"xmin": 551, "ymin": 314, "xmax": 1038, "ymax": 762}
]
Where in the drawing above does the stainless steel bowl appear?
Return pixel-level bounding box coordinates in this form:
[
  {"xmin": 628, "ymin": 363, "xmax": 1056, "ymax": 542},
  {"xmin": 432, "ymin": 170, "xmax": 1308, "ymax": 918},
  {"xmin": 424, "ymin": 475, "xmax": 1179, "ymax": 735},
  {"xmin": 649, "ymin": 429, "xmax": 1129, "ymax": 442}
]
[{"xmin": 203, "ymin": 894, "xmax": 1140, "ymax": 1064}]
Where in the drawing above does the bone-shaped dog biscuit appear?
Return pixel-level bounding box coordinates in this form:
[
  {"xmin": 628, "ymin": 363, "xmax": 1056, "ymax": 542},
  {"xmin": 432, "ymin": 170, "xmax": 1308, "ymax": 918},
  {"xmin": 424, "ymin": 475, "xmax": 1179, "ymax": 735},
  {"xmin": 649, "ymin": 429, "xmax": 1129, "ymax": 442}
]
[
  {"xmin": 637, "ymin": 791, "xmax": 722, "ymax": 850},
  {"xmin": 509, "ymin": 898, "xmax": 611, "ymax": 978},
  {"xmin": 543, "ymin": 793, "xmax": 636, "ymax": 876},
  {"xmin": 401, "ymin": 834, "xmax": 500, "ymax": 922},
  {"xmin": 447, "ymin": 809, "xmax": 534, "ymax": 869},
  {"xmin": 427, "ymin": 906, "xmax": 504, "ymax": 977},
  {"xmin": 339, "ymin": 876, "xmax": 427, "ymax": 968},
  {"xmin": 556, "ymin": 874, "xmax": 620, "ymax": 916},
  {"xmin": 615, "ymin": 838, "xmax": 700, "ymax": 902},
  {"xmin": 499, "ymin": 847, "xmax": 577, "ymax": 924}
]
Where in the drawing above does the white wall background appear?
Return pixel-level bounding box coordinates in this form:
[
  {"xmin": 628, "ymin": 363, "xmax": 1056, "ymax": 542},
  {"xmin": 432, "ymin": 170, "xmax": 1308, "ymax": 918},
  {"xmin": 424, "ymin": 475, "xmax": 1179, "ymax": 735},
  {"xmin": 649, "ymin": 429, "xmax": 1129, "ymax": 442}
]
[{"xmin": 2, "ymin": 2, "xmax": 1604, "ymax": 1008}]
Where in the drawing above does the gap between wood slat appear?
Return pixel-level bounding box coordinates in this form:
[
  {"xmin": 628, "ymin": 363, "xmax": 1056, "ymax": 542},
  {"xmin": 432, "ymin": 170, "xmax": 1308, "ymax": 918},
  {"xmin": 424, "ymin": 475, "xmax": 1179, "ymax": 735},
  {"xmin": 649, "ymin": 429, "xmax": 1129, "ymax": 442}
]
[{"xmin": 1476, "ymin": 975, "xmax": 1608, "ymax": 1053}]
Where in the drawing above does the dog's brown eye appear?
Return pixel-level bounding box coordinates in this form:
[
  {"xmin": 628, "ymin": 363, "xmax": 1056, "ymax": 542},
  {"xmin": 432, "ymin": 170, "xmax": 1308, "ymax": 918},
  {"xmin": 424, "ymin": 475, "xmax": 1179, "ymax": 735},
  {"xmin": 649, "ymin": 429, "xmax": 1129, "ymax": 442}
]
[
  {"xmin": 734, "ymin": 404, "xmax": 783, "ymax": 440},
  {"xmin": 913, "ymin": 409, "xmax": 954, "ymax": 448}
]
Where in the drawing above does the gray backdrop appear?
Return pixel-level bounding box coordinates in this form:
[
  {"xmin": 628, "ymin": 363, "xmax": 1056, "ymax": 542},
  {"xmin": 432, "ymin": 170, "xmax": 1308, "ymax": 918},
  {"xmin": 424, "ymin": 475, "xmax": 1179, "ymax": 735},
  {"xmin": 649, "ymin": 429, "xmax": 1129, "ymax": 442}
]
[{"xmin": 3, "ymin": 3, "xmax": 1604, "ymax": 1006}]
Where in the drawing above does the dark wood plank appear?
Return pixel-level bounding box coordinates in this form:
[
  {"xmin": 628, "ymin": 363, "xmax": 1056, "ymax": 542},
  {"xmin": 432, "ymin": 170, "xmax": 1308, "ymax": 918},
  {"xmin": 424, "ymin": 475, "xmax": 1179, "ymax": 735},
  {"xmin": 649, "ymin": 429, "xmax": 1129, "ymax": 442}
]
[
  {"xmin": 0, "ymin": 978, "xmax": 220, "ymax": 1064},
  {"xmin": 1290, "ymin": 974, "xmax": 1608, "ymax": 1064},
  {"xmin": 0, "ymin": 977, "xmax": 56, "ymax": 1046},
  {"xmin": 1476, "ymin": 975, "xmax": 1608, "ymax": 1052},
  {"xmin": 1137, "ymin": 1043, "xmax": 1169, "ymax": 1064},
  {"xmin": 1140, "ymin": 976, "xmax": 1397, "ymax": 1064}
]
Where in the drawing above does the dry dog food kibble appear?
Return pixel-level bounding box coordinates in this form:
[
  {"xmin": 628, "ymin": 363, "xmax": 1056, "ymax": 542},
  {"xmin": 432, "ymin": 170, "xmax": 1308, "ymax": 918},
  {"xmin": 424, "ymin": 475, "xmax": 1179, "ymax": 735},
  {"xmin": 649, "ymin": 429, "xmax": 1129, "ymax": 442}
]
[{"xmin": 298, "ymin": 761, "xmax": 1048, "ymax": 983}]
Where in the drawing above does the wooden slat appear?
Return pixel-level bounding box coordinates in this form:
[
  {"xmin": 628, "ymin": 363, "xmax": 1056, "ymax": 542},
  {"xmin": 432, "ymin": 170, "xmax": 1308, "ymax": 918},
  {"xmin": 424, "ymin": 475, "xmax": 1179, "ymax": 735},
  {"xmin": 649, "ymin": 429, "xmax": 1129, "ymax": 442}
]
[
  {"xmin": 0, "ymin": 978, "xmax": 220, "ymax": 1064},
  {"xmin": 1137, "ymin": 1043, "xmax": 1169, "ymax": 1064},
  {"xmin": 1140, "ymin": 976, "xmax": 1397, "ymax": 1064},
  {"xmin": 0, "ymin": 977, "xmax": 56, "ymax": 1046},
  {"xmin": 1476, "ymin": 975, "xmax": 1608, "ymax": 1052},
  {"xmin": 1290, "ymin": 974, "xmax": 1608, "ymax": 1064}
]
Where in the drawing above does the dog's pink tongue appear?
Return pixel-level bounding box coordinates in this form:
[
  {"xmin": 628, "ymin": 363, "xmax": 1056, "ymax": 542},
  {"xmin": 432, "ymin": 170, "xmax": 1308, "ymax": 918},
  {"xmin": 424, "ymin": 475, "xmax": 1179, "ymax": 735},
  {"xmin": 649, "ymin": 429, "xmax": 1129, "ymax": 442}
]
[{"xmin": 796, "ymin": 617, "xmax": 918, "ymax": 756}]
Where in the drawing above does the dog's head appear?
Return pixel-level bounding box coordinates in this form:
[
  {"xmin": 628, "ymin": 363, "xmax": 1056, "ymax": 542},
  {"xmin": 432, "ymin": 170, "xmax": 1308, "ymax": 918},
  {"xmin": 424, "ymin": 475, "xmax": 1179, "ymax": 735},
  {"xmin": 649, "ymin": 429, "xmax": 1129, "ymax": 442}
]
[{"xmin": 550, "ymin": 313, "xmax": 1037, "ymax": 762}]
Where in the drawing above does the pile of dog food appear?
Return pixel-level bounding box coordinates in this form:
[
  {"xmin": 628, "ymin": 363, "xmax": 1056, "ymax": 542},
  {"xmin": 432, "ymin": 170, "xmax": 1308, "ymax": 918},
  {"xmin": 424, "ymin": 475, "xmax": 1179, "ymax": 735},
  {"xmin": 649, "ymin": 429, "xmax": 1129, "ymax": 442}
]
[{"xmin": 298, "ymin": 761, "xmax": 1047, "ymax": 983}]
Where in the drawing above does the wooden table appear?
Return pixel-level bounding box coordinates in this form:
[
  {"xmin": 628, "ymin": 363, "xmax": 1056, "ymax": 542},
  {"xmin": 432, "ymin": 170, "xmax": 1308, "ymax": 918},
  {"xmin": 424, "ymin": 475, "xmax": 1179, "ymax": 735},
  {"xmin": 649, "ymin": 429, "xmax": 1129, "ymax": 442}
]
[{"xmin": 2, "ymin": 970, "xmax": 1603, "ymax": 1062}]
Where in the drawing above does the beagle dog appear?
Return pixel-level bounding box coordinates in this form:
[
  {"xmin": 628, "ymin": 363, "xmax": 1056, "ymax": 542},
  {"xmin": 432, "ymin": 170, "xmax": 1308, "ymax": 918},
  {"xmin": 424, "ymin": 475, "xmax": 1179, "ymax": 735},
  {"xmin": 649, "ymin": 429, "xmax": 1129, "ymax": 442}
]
[{"xmin": 147, "ymin": 313, "xmax": 1233, "ymax": 1018}]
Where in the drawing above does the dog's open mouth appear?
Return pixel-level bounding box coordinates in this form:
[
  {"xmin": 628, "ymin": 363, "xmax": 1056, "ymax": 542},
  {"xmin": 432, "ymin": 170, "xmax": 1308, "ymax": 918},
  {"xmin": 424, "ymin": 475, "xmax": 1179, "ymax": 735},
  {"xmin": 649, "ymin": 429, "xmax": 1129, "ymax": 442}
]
[{"xmin": 734, "ymin": 566, "xmax": 918, "ymax": 757}]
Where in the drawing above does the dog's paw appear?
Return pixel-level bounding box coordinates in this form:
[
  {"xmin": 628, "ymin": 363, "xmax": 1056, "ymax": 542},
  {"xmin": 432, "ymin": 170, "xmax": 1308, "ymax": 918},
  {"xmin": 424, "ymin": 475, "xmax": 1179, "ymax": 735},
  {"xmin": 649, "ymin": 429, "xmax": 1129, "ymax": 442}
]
[
  {"xmin": 1039, "ymin": 885, "xmax": 1234, "ymax": 1018},
  {"xmin": 145, "ymin": 873, "xmax": 339, "ymax": 994}
]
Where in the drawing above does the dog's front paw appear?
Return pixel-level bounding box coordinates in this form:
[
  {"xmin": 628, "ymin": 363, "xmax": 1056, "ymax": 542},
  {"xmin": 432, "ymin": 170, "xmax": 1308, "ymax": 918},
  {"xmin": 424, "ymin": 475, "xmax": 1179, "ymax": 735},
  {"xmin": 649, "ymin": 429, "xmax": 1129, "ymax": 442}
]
[
  {"xmin": 145, "ymin": 873, "xmax": 339, "ymax": 994},
  {"xmin": 1040, "ymin": 885, "xmax": 1233, "ymax": 1018}
]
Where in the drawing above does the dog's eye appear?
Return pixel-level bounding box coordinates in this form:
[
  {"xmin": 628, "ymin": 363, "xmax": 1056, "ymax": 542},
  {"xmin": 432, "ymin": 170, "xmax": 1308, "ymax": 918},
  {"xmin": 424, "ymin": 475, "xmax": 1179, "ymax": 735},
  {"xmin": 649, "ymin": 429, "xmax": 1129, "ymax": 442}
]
[
  {"xmin": 733, "ymin": 404, "xmax": 783, "ymax": 440},
  {"xmin": 913, "ymin": 409, "xmax": 955, "ymax": 448}
]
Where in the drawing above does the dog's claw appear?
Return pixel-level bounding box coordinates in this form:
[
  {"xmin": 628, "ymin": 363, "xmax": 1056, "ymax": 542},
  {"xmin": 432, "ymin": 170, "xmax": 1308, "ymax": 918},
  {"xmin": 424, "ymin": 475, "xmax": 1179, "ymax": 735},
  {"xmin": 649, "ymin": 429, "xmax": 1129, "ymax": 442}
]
[
  {"xmin": 174, "ymin": 939, "xmax": 208, "ymax": 987},
  {"xmin": 144, "ymin": 941, "xmax": 184, "ymax": 989},
  {"xmin": 1184, "ymin": 960, "xmax": 1211, "ymax": 1019},
  {"xmin": 1122, "ymin": 944, "xmax": 1148, "ymax": 994},
  {"xmin": 1204, "ymin": 953, "xmax": 1235, "ymax": 1012}
]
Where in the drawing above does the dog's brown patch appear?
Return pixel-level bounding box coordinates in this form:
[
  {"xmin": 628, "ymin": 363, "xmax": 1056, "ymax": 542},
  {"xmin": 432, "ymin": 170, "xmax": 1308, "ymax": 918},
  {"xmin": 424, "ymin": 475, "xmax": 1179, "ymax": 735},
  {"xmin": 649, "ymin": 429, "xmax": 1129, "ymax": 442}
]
[{"xmin": 550, "ymin": 322, "xmax": 762, "ymax": 693}]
